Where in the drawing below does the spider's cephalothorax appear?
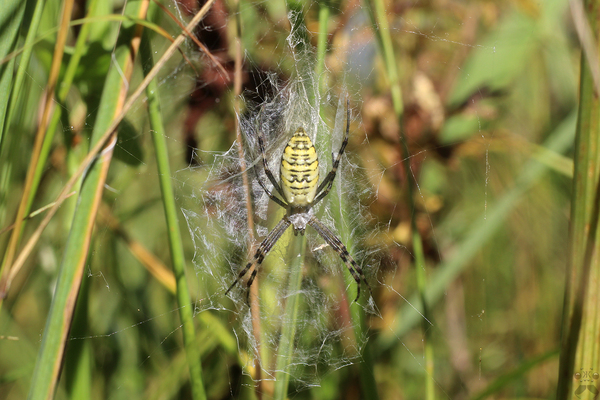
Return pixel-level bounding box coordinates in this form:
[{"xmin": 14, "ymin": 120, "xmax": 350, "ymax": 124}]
[{"xmin": 225, "ymin": 102, "xmax": 371, "ymax": 302}]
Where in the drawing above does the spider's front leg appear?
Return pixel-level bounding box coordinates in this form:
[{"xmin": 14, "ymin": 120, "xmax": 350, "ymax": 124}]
[
  {"xmin": 312, "ymin": 100, "xmax": 351, "ymax": 206},
  {"xmin": 256, "ymin": 126, "xmax": 286, "ymax": 200},
  {"xmin": 225, "ymin": 217, "xmax": 291, "ymax": 300}
]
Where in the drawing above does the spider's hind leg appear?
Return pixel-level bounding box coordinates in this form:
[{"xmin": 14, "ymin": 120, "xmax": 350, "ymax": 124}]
[
  {"xmin": 307, "ymin": 215, "xmax": 371, "ymax": 302},
  {"xmin": 224, "ymin": 259, "xmax": 257, "ymax": 297},
  {"xmin": 225, "ymin": 217, "xmax": 292, "ymax": 300}
]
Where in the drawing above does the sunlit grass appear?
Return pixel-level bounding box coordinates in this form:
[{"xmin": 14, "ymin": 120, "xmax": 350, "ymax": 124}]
[{"xmin": 0, "ymin": 1, "xmax": 580, "ymax": 399}]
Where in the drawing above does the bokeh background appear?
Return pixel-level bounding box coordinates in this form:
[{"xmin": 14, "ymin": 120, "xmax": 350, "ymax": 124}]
[{"xmin": 0, "ymin": 0, "xmax": 577, "ymax": 398}]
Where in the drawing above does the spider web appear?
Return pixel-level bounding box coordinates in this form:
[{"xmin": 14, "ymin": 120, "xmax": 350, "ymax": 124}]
[
  {"xmin": 106, "ymin": 0, "xmax": 572, "ymax": 395},
  {"xmin": 175, "ymin": 12, "xmax": 385, "ymax": 388}
]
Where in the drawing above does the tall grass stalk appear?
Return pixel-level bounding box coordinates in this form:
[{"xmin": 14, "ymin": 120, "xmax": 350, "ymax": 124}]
[
  {"xmin": 363, "ymin": 0, "xmax": 432, "ymax": 397},
  {"xmin": 335, "ymin": 159, "xmax": 380, "ymax": 400},
  {"xmin": 315, "ymin": 0, "xmax": 329, "ymax": 92},
  {"xmin": 273, "ymin": 233, "xmax": 306, "ymax": 399},
  {"xmin": 27, "ymin": 1, "xmax": 149, "ymax": 398},
  {"xmin": 140, "ymin": 23, "xmax": 207, "ymax": 400},
  {"xmin": 0, "ymin": 0, "xmax": 41, "ymax": 233},
  {"xmin": 0, "ymin": 0, "xmax": 38, "ymax": 205},
  {"xmin": 558, "ymin": 1, "xmax": 600, "ymax": 397},
  {"xmin": 4, "ymin": 0, "xmax": 216, "ymax": 304},
  {"xmin": 0, "ymin": 0, "xmax": 25, "ymax": 150},
  {"xmin": 23, "ymin": 2, "xmax": 216, "ymax": 397},
  {"xmin": 231, "ymin": 0, "xmax": 268, "ymax": 391},
  {"xmin": 29, "ymin": 0, "xmax": 101, "ymax": 217},
  {"xmin": 0, "ymin": 0, "xmax": 70, "ymax": 302}
]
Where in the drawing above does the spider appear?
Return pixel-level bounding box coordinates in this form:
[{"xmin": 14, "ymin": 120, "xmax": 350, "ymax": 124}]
[{"xmin": 225, "ymin": 101, "xmax": 370, "ymax": 302}]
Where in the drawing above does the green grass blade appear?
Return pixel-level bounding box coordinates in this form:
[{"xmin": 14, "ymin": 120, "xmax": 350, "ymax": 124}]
[
  {"xmin": 470, "ymin": 349, "xmax": 558, "ymax": 400},
  {"xmin": 29, "ymin": 0, "xmax": 102, "ymax": 214},
  {"xmin": 0, "ymin": 0, "xmax": 26, "ymax": 149},
  {"xmin": 0, "ymin": 0, "xmax": 46, "ymax": 283},
  {"xmin": 363, "ymin": 0, "xmax": 403, "ymax": 117},
  {"xmin": 336, "ymin": 180, "xmax": 380, "ymax": 400},
  {"xmin": 0, "ymin": 0, "xmax": 25, "ymax": 238},
  {"xmin": 140, "ymin": 26, "xmax": 207, "ymax": 400},
  {"xmin": 558, "ymin": 2, "xmax": 600, "ymax": 396},
  {"xmin": 273, "ymin": 233, "xmax": 306, "ymax": 400},
  {"xmin": 27, "ymin": 2, "xmax": 148, "ymax": 398},
  {"xmin": 334, "ymin": 131, "xmax": 380, "ymax": 400},
  {"xmin": 315, "ymin": 0, "xmax": 329, "ymax": 92},
  {"xmin": 363, "ymin": 0, "xmax": 432, "ymax": 396},
  {"xmin": 63, "ymin": 274, "xmax": 92, "ymax": 399},
  {"xmin": 3, "ymin": 0, "xmax": 44, "ymax": 135}
]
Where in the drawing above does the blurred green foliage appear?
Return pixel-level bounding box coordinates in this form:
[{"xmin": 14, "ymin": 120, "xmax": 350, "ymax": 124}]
[{"xmin": 0, "ymin": 0, "xmax": 579, "ymax": 399}]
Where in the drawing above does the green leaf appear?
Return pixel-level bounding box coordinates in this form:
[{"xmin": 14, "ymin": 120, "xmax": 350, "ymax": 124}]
[
  {"xmin": 439, "ymin": 114, "xmax": 482, "ymax": 144},
  {"xmin": 0, "ymin": 0, "xmax": 26, "ymax": 147},
  {"xmin": 448, "ymin": 0, "xmax": 568, "ymax": 107}
]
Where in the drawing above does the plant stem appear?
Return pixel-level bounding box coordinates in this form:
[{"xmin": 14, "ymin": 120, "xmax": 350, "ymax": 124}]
[
  {"xmin": 140, "ymin": 23, "xmax": 207, "ymax": 400},
  {"xmin": 315, "ymin": 0, "xmax": 330, "ymax": 92},
  {"xmin": 27, "ymin": 2, "xmax": 149, "ymax": 398},
  {"xmin": 364, "ymin": 0, "xmax": 432, "ymax": 396},
  {"xmin": 558, "ymin": 1, "xmax": 600, "ymax": 397},
  {"xmin": 273, "ymin": 233, "xmax": 306, "ymax": 399}
]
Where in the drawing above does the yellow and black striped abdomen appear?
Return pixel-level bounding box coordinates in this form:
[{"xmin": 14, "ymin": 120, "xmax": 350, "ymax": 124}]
[{"xmin": 280, "ymin": 127, "xmax": 319, "ymax": 207}]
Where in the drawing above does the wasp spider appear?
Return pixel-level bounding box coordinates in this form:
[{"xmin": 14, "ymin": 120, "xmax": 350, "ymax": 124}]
[{"xmin": 225, "ymin": 102, "xmax": 370, "ymax": 302}]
